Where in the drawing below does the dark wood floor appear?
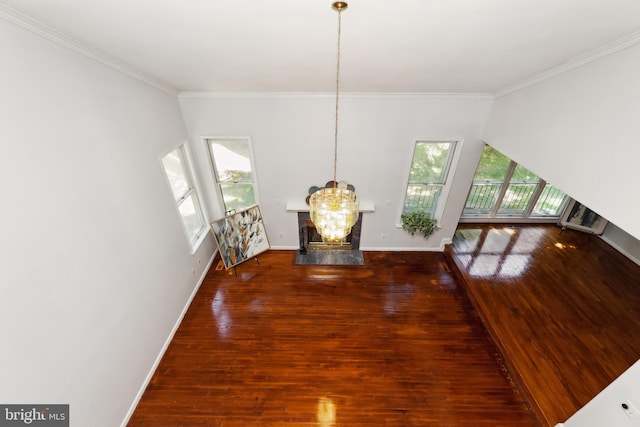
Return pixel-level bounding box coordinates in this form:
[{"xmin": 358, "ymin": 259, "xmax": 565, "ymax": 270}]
[
  {"xmin": 445, "ymin": 224, "xmax": 640, "ymax": 426},
  {"xmin": 129, "ymin": 250, "xmax": 537, "ymax": 426}
]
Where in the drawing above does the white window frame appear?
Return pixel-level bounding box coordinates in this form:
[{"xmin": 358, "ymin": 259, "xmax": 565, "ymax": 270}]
[
  {"xmin": 461, "ymin": 144, "xmax": 569, "ymax": 222},
  {"xmin": 398, "ymin": 139, "xmax": 462, "ymax": 225},
  {"xmin": 161, "ymin": 143, "xmax": 208, "ymax": 251},
  {"xmin": 205, "ymin": 137, "xmax": 260, "ymax": 215}
]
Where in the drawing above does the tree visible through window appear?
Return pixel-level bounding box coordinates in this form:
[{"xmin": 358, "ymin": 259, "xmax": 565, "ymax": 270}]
[
  {"xmin": 463, "ymin": 145, "xmax": 568, "ymax": 219},
  {"xmin": 207, "ymin": 138, "xmax": 258, "ymax": 214},
  {"xmin": 403, "ymin": 141, "xmax": 456, "ymax": 218}
]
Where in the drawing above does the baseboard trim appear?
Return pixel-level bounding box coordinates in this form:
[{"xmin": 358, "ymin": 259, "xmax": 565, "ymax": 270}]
[
  {"xmin": 120, "ymin": 249, "xmax": 217, "ymax": 427},
  {"xmin": 267, "ymin": 246, "xmax": 446, "ymax": 252},
  {"xmin": 359, "ymin": 246, "xmax": 443, "ymax": 252},
  {"xmin": 600, "ymin": 235, "xmax": 640, "ymax": 267}
]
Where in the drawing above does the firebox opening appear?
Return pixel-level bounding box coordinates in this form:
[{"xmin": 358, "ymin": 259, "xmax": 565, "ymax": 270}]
[
  {"xmin": 295, "ymin": 211, "xmax": 364, "ymax": 265},
  {"xmin": 306, "ymin": 219, "xmax": 353, "ymax": 250}
]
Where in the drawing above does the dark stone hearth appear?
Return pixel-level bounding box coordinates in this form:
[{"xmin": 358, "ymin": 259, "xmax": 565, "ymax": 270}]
[{"xmin": 295, "ymin": 249, "xmax": 364, "ymax": 266}]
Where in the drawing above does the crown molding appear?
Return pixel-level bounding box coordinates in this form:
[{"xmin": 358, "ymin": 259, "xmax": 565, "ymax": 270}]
[
  {"xmin": 0, "ymin": 3, "xmax": 178, "ymax": 96},
  {"xmin": 6, "ymin": 0, "xmax": 637, "ymax": 101},
  {"xmin": 178, "ymin": 91, "xmax": 494, "ymax": 100},
  {"xmin": 495, "ymin": 30, "xmax": 640, "ymax": 98}
]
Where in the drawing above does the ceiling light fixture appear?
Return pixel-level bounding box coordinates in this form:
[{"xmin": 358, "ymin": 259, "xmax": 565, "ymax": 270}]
[{"xmin": 309, "ymin": 1, "xmax": 359, "ymax": 245}]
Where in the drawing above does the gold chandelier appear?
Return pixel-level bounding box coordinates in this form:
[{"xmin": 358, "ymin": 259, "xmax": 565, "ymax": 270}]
[{"xmin": 309, "ymin": 1, "xmax": 359, "ymax": 245}]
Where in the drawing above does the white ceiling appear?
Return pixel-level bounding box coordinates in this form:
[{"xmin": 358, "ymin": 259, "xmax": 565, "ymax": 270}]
[{"xmin": 3, "ymin": 0, "xmax": 640, "ymax": 94}]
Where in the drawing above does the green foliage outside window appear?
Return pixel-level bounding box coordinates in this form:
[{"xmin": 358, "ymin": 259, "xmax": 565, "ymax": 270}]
[
  {"xmin": 403, "ymin": 141, "xmax": 455, "ymax": 218},
  {"xmin": 408, "ymin": 142, "xmax": 451, "ymax": 184},
  {"xmin": 472, "ymin": 145, "xmax": 511, "ymax": 181},
  {"xmin": 464, "ymin": 145, "xmax": 567, "ymax": 217},
  {"xmin": 209, "ymin": 139, "xmax": 257, "ymax": 214}
]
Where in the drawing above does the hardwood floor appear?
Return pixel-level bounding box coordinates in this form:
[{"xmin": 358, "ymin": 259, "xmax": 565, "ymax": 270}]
[
  {"xmin": 445, "ymin": 224, "xmax": 640, "ymax": 426},
  {"xmin": 128, "ymin": 250, "xmax": 537, "ymax": 426}
]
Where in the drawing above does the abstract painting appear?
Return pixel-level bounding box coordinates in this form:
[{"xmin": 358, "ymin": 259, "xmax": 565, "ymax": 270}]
[{"xmin": 210, "ymin": 205, "xmax": 270, "ymax": 269}]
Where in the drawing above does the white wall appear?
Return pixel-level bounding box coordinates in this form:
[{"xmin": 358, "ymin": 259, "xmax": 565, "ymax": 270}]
[
  {"xmin": 556, "ymin": 360, "xmax": 640, "ymax": 427},
  {"xmin": 0, "ymin": 18, "xmax": 215, "ymax": 427},
  {"xmin": 179, "ymin": 93, "xmax": 492, "ymax": 250},
  {"xmin": 483, "ymin": 43, "xmax": 640, "ymax": 241}
]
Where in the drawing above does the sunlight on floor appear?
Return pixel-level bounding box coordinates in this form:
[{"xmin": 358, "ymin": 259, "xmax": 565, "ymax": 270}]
[
  {"xmin": 317, "ymin": 397, "xmax": 336, "ymax": 427},
  {"xmin": 554, "ymin": 242, "xmax": 577, "ymax": 249}
]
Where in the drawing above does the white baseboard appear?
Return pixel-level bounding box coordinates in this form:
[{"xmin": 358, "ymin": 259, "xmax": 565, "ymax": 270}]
[
  {"xmin": 269, "ymin": 246, "xmax": 446, "ymax": 252},
  {"xmin": 120, "ymin": 250, "xmax": 217, "ymax": 427},
  {"xmin": 440, "ymin": 237, "xmax": 453, "ymax": 250},
  {"xmin": 360, "ymin": 246, "xmax": 443, "ymax": 252},
  {"xmin": 600, "ymin": 235, "xmax": 640, "ymax": 267},
  {"xmin": 268, "ymin": 244, "xmax": 300, "ymax": 250}
]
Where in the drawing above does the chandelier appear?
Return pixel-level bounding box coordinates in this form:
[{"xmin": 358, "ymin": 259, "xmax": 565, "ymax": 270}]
[{"xmin": 309, "ymin": 1, "xmax": 359, "ymax": 245}]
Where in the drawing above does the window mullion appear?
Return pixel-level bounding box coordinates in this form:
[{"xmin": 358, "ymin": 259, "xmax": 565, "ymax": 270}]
[
  {"xmin": 176, "ymin": 188, "xmax": 193, "ymax": 206},
  {"xmin": 489, "ymin": 161, "xmax": 517, "ymax": 217},
  {"xmin": 523, "ymin": 179, "xmax": 546, "ymax": 217}
]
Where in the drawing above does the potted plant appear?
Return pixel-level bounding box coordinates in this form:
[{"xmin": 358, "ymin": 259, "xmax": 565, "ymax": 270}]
[{"xmin": 401, "ymin": 211, "xmax": 438, "ymax": 239}]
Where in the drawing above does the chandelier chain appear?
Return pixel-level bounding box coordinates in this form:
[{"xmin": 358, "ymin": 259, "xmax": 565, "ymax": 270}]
[
  {"xmin": 307, "ymin": 2, "xmax": 358, "ymax": 245},
  {"xmin": 333, "ymin": 7, "xmax": 342, "ymax": 189}
]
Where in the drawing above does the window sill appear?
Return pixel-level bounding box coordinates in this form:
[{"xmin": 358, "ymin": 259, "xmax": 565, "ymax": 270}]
[{"xmin": 189, "ymin": 227, "xmax": 211, "ymax": 254}]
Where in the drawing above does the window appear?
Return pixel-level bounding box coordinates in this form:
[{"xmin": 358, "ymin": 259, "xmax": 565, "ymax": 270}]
[
  {"xmin": 207, "ymin": 138, "xmax": 258, "ymax": 214},
  {"xmin": 402, "ymin": 141, "xmax": 456, "ymax": 219},
  {"xmin": 162, "ymin": 145, "xmax": 207, "ymax": 249},
  {"xmin": 463, "ymin": 145, "xmax": 568, "ymax": 219}
]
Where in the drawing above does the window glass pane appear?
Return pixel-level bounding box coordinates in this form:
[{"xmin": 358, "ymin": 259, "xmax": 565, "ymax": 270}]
[
  {"xmin": 161, "ymin": 150, "xmax": 189, "ymax": 200},
  {"xmin": 402, "ymin": 141, "xmax": 455, "ymax": 219},
  {"xmin": 408, "ymin": 142, "xmax": 453, "ymax": 184},
  {"xmin": 510, "ymin": 164, "xmax": 540, "ymax": 183},
  {"xmin": 498, "ymin": 184, "xmax": 538, "ymax": 215},
  {"xmin": 464, "ymin": 183, "xmax": 502, "ymax": 213},
  {"xmin": 463, "ymin": 145, "xmax": 509, "ymax": 215},
  {"xmin": 497, "ymin": 165, "xmax": 540, "ymax": 215},
  {"xmin": 403, "ymin": 184, "xmax": 441, "ymax": 217},
  {"xmin": 208, "ymin": 139, "xmax": 258, "ymax": 214},
  {"xmin": 531, "ymin": 184, "xmax": 568, "ymax": 216},
  {"xmin": 472, "ymin": 145, "xmax": 511, "ymax": 181},
  {"xmin": 211, "ymin": 140, "xmax": 253, "ymax": 182},
  {"xmin": 219, "ymin": 183, "xmax": 256, "ymax": 214},
  {"xmin": 178, "ymin": 194, "xmax": 204, "ymax": 244},
  {"xmin": 162, "ymin": 145, "xmax": 207, "ymax": 250},
  {"xmin": 463, "ymin": 145, "xmax": 566, "ymax": 220}
]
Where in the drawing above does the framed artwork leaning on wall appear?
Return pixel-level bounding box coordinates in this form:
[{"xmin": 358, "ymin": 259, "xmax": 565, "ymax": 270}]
[
  {"xmin": 559, "ymin": 199, "xmax": 608, "ymax": 235},
  {"xmin": 210, "ymin": 205, "xmax": 270, "ymax": 269}
]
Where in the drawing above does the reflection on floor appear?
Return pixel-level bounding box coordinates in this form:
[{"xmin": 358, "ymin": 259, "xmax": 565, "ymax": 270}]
[
  {"xmin": 446, "ymin": 223, "xmax": 640, "ymax": 427},
  {"xmin": 453, "ymin": 226, "xmax": 546, "ymax": 278},
  {"xmin": 129, "ymin": 250, "xmax": 538, "ymax": 426}
]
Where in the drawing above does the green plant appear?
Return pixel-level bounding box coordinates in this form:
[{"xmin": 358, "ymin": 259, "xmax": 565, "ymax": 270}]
[{"xmin": 401, "ymin": 211, "xmax": 438, "ymax": 239}]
